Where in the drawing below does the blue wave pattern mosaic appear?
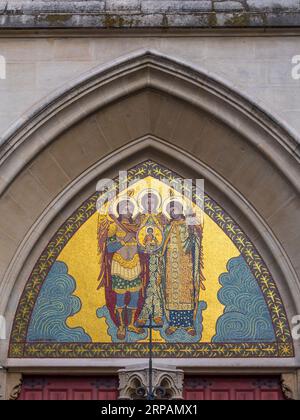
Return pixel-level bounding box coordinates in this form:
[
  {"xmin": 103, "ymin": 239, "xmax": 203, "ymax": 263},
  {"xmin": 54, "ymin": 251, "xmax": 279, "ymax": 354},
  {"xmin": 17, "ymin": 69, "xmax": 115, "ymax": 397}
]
[
  {"xmin": 9, "ymin": 161, "xmax": 293, "ymax": 359},
  {"xmin": 28, "ymin": 262, "xmax": 91, "ymax": 343},
  {"xmin": 213, "ymin": 256, "xmax": 275, "ymax": 343},
  {"xmin": 97, "ymin": 302, "xmax": 207, "ymax": 343}
]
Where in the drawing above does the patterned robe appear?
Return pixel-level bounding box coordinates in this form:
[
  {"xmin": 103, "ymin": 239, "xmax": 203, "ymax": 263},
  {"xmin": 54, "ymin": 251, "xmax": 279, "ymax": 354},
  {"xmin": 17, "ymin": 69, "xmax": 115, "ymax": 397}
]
[{"xmin": 161, "ymin": 220, "xmax": 204, "ymax": 328}]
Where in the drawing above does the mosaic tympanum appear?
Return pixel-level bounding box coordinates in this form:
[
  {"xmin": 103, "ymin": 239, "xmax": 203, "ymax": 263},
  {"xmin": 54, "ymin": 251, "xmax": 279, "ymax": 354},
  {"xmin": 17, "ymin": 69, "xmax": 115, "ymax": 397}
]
[{"xmin": 9, "ymin": 161, "xmax": 294, "ymax": 358}]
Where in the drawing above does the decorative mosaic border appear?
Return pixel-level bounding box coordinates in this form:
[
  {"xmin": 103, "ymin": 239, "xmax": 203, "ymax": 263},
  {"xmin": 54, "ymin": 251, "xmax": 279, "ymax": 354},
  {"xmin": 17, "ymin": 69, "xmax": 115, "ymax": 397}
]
[
  {"xmin": 9, "ymin": 161, "xmax": 294, "ymax": 358},
  {"xmin": 9, "ymin": 342, "xmax": 294, "ymax": 359}
]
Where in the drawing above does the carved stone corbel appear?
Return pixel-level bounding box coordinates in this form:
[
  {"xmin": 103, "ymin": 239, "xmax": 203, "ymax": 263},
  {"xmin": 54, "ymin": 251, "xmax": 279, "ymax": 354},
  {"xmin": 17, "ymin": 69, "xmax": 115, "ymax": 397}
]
[
  {"xmin": 118, "ymin": 364, "xmax": 184, "ymax": 400},
  {"xmin": 6, "ymin": 373, "xmax": 23, "ymax": 400},
  {"xmin": 281, "ymin": 372, "xmax": 299, "ymax": 400},
  {"xmin": 0, "ymin": 368, "xmax": 7, "ymax": 400}
]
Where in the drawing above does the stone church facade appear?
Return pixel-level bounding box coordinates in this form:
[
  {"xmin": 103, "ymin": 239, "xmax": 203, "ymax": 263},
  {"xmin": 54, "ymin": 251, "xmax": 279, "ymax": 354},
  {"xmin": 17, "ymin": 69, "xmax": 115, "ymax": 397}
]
[{"xmin": 0, "ymin": 1, "xmax": 300, "ymax": 400}]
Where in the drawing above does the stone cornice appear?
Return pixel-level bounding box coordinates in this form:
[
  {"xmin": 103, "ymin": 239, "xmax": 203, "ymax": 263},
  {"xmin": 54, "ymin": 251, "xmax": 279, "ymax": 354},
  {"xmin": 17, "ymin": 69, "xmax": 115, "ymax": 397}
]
[{"xmin": 0, "ymin": 1, "xmax": 300, "ymax": 29}]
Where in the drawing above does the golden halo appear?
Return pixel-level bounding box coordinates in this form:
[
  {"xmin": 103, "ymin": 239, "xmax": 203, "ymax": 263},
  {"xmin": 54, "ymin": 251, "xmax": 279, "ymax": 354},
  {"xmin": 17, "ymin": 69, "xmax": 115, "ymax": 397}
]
[
  {"xmin": 162, "ymin": 196, "xmax": 188, "ymax": 219},
  {"xmin": 137, "ymin": 188, "xmax": 162, "ymax": 212},
  {"xmin": 110, "ymin": 195, "xmax": 139, "ymax": 218}
]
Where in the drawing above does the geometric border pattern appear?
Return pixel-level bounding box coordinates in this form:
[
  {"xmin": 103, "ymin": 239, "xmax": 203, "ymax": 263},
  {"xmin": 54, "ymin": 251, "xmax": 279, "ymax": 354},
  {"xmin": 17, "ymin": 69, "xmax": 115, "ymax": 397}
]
[{"xmin": 9, "ymin": 161, "xmax": 294, "ymax": 358}]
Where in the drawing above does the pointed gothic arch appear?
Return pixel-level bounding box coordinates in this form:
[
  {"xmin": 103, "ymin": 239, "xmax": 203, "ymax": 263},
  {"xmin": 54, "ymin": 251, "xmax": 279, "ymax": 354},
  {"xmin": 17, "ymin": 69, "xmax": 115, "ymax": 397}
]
[
  {"xmin": 8, "ymin": 157, "xmax": 294, "ymax": 360},
  {"xmin": 0, "ymin": 51, "xmax": 299, "ymax": 368}
]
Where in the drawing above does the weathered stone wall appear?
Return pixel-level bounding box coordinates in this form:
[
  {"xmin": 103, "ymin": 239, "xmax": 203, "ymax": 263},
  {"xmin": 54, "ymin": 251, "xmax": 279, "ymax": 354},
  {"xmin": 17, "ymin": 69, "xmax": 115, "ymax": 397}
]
[
  {"xmin": 0, "ymin": 2, "xmax": 300, "ymax": 138},
  {"xmin": 0, "ymin": 35, "xmax": 300, "ymax": 141},
  {"xmin": 1, "ymin": 0, "xmax": 300, "ymax": 28},
  {"xmin": 0, "ymin": 1, "xmax": 300, "ymax": 386}
]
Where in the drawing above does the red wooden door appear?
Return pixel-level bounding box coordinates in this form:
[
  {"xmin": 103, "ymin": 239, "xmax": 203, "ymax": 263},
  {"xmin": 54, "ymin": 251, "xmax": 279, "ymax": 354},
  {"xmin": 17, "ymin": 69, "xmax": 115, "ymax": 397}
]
[
  {"xmin": 19, "ymin": 376, "xmax": 119, "ymax": 400},
  {"xmin": 19, "ymin": 375, "xmax": 284, "ymax": 401},
  {"xmin": 184, "ymin": 376, "xmax": 284, "ymax": 400}
]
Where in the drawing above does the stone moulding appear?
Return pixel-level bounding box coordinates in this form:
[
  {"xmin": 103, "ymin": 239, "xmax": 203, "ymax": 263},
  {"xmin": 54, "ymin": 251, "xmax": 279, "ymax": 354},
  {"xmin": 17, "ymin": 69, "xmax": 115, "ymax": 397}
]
[
  {"xmin": 0, "ymin": 51, "xmax": 299, "ymax": 367},
  {"xmin": 0, "ymin": 50, "xmax": 299, "ymax": 195},
  {"xmin": 1, "ymin": 1, "xmax": 300, "ymax": 29}
]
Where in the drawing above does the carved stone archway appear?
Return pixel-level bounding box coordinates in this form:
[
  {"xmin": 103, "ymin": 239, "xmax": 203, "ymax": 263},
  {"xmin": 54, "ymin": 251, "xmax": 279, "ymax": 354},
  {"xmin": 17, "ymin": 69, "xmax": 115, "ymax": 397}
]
[{"xmin": 0, "ymin": 51, "xmax": 300, "ymax": 398}]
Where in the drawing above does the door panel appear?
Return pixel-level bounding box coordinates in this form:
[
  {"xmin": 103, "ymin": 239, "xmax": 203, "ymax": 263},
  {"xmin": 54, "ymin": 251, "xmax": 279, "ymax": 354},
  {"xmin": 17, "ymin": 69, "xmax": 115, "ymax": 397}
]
[
  {"xmin": 19, "ymin": 375, "xmax": 284, "ymax": 401},
  {"xmin": 184, "ymin": 376, "xmax": 284, "ymax": 401},
  {"xmin": 19, "ymin": 376, "xmax": 118, "ymax": 400},
  {"xmin": 22, "ymin": 389, "xmax": 43, "ymax": 400},
  {"xmin": 72, "ymin": 390, "xmax": 93, "ymax": 400},
  {"xmin": 235, "ymin": 390, "xmax": 256, "ymax": 400},
  {"xmin": 211, "ymin": 390, "xmax": 231, "ymax": 400}
]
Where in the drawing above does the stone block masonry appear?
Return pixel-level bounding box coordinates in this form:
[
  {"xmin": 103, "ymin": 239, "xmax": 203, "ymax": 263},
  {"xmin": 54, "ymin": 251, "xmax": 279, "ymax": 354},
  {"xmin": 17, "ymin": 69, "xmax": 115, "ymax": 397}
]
[{"xmin": 0, "ymin": 1, "xmax": 300, "ymax": 29}]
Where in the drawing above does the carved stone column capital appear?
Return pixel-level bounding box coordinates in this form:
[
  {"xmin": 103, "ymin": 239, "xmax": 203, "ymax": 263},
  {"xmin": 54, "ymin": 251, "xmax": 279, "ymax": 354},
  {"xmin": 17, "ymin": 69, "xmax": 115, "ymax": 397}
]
[
  {"xmin": 0, "ymin": 368, "xmax": 6, "ymax": 400},
  {"xmin": 7, "ymin": 373, "xmax": 23, "ymax": 400},
  {"xmin": 118, "ymin": 364, "xmax": 184, "ymax": 400},
  {"xmin": 0, "ymin": 370, "xmax": 22, "ymax": 400},
  {"xmin": 281, "ymin": 372, "xmax": 300, "ymax": 400}
]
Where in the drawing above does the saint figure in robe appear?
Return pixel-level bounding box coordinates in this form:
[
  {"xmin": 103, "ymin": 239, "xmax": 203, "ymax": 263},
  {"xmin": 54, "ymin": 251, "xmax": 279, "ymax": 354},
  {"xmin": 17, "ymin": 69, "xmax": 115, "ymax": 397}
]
[
  {"xmin": 136, "ymin": 189, "xmax": 166, "ymax": 326},
  {"xmin": 161, "ymin": 199, "xmax": 205, "ymax": 337}
]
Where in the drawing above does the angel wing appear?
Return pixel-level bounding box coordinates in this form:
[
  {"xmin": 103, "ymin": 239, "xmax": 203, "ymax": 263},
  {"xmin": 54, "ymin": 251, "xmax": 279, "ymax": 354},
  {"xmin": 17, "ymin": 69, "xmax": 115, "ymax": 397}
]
[
  {"xmin": 194, "ymin": 224, "xmax": 206, "ymax": 290},
  {"xmin": 97, "ymin": 214, "xmax": 110, "ymax": 288}
]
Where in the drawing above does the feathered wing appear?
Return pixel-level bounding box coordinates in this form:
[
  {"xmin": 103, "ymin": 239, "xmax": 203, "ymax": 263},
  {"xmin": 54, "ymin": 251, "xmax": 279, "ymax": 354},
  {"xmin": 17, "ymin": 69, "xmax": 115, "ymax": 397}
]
[
  {"xmin": 97, "ymin": 214, "xmax": 110, "ymax": 289},
  {"xmin": 194, "ymin": 224, "xmax": 205, "ymax": 290},
  {"xmin": 97, "ymin": 214, "xmax": 119, "ymax": 326},
  {"xmin": 192, "ymin": 224, "xmax": 205, "ymax": 321}
]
